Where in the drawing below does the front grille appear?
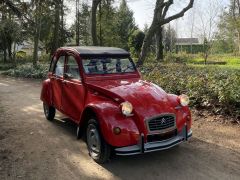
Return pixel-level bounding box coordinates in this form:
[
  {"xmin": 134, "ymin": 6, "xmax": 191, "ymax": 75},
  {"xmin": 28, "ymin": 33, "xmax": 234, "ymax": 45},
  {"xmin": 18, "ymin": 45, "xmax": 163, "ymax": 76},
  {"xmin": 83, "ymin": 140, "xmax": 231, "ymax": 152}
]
[{"xmin": 147, "ymin": 114, "xmax": 176, "ymax": 132}]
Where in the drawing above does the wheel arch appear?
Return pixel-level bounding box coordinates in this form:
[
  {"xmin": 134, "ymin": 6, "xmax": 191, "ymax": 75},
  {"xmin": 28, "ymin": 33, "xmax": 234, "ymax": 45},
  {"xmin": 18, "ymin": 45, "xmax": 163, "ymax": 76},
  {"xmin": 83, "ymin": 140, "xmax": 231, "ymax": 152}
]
[
  {"xmin": 40, "ymin": 79, "xmax": 52, "ymax": 106},
  {"xmin": 79, "ymin": 102, "xmax": 140, "ymax": 147},
  {"xmin": 78, "ymin": 106, "xmax": 98, "ymax": 137}
]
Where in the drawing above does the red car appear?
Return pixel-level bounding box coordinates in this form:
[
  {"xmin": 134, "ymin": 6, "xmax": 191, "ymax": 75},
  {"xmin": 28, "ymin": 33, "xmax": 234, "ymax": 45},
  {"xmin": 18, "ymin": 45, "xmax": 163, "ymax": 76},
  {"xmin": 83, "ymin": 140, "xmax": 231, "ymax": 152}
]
[{"xmin": 41, "ymin": 46, "xmax": 192, "ymax": 163}]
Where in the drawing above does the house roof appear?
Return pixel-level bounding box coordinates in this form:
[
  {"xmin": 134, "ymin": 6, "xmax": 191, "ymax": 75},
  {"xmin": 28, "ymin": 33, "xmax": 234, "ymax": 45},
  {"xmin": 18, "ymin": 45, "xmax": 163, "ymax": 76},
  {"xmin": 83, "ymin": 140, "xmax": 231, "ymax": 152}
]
[
  {"xmin": 176, "ymin": 38, "xmax": 199, "ymax": 45},
  {"xmin": 62, "ymin": 46, "xmax": 130, "ymax": 57}
]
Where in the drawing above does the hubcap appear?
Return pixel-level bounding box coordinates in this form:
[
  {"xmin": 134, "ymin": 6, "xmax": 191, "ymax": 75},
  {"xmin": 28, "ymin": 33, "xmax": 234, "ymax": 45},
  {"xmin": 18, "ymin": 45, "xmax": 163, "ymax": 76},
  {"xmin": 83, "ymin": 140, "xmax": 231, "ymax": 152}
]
[{"xmin": 87, "ymin": 124, "xmax": 101, "ymax": 158}]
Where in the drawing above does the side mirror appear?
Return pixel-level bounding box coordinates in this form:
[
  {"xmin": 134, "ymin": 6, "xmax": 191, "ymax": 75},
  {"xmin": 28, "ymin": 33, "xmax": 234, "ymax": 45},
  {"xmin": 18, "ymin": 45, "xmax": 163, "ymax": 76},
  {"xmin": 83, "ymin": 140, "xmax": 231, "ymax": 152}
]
[{"xmin": 64, "ymin": 73, "xmax": 73, "ymax": 79}]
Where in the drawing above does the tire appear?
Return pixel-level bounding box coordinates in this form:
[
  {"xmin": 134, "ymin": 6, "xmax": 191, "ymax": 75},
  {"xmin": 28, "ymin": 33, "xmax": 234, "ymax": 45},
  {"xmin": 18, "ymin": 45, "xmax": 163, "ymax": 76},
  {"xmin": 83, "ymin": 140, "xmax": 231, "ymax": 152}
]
[
  {"xmin": 76, "ymin": 125, "xmax": 81, "ymax": 140},
  {"xmin": 43, "ymin": 103, "xmax": 56, "ymax": 121},
  {"xmin": 86, "ymin": 118, "xmax": 111, "ymax": 164}
]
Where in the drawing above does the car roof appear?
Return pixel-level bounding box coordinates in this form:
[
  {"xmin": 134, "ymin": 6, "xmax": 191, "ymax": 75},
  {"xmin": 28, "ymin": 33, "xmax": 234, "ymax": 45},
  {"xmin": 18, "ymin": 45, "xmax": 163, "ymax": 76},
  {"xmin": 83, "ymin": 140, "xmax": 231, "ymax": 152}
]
[{"xmin": 61, "ymin": 46, "xmax": 130, "ymax": 57}]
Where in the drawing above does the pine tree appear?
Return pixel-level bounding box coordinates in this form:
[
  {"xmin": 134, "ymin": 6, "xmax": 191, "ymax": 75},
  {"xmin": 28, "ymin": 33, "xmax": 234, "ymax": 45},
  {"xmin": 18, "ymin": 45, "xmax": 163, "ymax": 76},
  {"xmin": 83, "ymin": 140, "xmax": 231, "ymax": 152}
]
[{"xmin": 116, "ymin": 0, "xmax": 136, "ymax": 50}]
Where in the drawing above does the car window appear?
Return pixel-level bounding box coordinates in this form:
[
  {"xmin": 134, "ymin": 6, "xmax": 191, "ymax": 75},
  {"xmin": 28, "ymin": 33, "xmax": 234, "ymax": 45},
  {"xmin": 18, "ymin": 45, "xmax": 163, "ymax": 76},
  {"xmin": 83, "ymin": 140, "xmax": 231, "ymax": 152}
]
[
  {"xmin": 55, "ymin": 56, "xmax": 65, "ymax": 77},
  {"xmin": 49, "ymin": 56, "xmax": 56, "ymax": 72},
  {"xmin": 65, "ymin": 56, "xmax": 80, "ymax": 80},
  {"xmin": 82, "ymin": 58, "xmax": 136, "ymax": 75}
]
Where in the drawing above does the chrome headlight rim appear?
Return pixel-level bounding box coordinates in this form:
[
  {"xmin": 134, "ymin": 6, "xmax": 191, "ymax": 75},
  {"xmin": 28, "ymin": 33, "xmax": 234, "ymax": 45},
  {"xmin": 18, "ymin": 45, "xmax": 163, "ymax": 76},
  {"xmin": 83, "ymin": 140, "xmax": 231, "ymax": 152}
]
[
  {"xmin": 179, "ymin": 94, "xmax": 190, "ymax": 107},
  {"xmin": 121, "ymin": 101, "xmax": 133, "ymax": 116}
]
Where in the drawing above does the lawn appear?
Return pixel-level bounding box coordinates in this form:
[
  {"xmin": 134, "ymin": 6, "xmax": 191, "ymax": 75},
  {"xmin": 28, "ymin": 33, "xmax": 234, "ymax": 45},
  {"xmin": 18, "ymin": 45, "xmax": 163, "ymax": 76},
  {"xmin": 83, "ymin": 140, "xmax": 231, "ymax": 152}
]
[{"xmin": 187, "ymin": 54, "xmax": 240, "ymax": 68}]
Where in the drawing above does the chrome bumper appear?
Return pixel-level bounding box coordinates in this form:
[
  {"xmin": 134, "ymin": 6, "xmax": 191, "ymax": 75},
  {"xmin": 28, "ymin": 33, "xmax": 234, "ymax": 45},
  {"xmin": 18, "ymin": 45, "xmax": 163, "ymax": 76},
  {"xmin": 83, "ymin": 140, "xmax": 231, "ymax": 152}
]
[{"xmin": 115, "ymin": 125, "xmax": 192, "ymax": 156}]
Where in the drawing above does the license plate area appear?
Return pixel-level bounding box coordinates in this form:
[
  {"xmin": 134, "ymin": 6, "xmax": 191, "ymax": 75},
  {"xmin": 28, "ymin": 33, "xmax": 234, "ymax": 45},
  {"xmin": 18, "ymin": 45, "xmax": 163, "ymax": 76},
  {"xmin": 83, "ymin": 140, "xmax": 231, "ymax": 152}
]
[{"xmin": 147, "ymin": 129, "xmax": 178, "ymax": 142}]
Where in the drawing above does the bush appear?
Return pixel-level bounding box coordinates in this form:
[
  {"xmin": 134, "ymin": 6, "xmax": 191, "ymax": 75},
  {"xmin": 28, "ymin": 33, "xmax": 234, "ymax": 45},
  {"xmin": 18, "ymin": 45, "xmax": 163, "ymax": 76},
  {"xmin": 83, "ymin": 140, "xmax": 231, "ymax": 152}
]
[
  {"xmin": 2, "ymin": 63, "xmax": 49, "ymax": 79},
  {"xmin": 164, "ymin": 52, "xmax": 193, "ymax": 63},
  {"xmin": 141, "ymin": 63, "xmax": 240, "ymax": 117},
  {"xmin": 0, "ymin": 63, "xmax": 15, "ymax": 71}
]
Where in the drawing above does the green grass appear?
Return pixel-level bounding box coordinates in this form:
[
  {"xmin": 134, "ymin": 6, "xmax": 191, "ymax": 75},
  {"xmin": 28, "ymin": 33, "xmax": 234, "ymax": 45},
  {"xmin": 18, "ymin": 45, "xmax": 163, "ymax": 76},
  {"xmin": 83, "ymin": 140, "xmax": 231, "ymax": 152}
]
[{"xmin": 187, "ymin": 54, "xmax": 240, "ymax": 67}]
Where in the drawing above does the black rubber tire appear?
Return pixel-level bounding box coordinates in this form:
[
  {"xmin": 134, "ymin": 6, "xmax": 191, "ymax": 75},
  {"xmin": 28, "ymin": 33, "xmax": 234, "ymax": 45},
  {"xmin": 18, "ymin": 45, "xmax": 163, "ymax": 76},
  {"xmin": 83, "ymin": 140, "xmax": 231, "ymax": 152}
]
[
  {"xmin": 43, "ymin": 103, "xmax": 56, "ymax": 121},
  {"xmin": 76, "ymin": 125, "xmax": 81, "ymax": 140},
  {"xmin": 86, "ymin": 118, "xmax": 111, "ymax": 164}
]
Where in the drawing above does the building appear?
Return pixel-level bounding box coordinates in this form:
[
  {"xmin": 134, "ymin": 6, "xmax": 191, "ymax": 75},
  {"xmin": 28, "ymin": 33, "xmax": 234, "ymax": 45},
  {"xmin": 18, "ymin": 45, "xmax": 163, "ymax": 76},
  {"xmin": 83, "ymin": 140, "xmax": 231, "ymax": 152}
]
[
  {"xmin": 175, "ymin": 38, "xmax": 204, "ymax": 54},
  {"xmin": 14, "ymin": 41, "xmax": 43, "ymax": 57}
]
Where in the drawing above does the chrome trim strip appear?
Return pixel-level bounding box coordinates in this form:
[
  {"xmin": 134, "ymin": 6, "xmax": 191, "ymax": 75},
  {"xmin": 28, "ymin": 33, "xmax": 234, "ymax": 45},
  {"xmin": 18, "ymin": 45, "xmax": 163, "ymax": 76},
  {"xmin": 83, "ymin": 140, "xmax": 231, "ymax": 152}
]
[{"xmin": 115, "ymin": 128, "xmax": 192, "ymax": 156}]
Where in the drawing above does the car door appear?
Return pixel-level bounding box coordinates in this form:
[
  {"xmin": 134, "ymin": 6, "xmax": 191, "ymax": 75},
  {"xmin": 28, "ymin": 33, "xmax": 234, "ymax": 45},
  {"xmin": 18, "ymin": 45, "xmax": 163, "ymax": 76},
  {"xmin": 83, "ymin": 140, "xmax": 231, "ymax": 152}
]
[
  {"xmin": 51, "ymin": 55, "xmax": 65, "ymax": 110},
  {"xmin": 62, "ymin": 54, "xmax": 85, "ymax": 122}
]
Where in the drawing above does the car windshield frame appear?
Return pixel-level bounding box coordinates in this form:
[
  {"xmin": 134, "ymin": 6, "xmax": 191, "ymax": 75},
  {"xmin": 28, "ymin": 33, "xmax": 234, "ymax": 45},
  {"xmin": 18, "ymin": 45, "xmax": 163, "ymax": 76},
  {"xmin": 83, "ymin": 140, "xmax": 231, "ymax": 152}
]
[{"xmin": 81, "ymin": 56, "xmax": 137, "ymax": 75}]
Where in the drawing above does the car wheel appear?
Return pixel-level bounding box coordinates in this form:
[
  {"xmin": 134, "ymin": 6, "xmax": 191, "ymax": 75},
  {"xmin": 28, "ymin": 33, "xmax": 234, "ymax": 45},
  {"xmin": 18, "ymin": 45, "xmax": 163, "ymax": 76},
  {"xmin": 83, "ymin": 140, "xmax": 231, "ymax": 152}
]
[
  {"xmin": 43, "ymin": 103, "xmax": 56, "ymax": 121},
  {"xmin": 86, "ymin": 119, "xmax": 111, "ymax": 164},
  {"xmin": 76, "ymin": 125, "xmax": 81, "ymax": 139}
]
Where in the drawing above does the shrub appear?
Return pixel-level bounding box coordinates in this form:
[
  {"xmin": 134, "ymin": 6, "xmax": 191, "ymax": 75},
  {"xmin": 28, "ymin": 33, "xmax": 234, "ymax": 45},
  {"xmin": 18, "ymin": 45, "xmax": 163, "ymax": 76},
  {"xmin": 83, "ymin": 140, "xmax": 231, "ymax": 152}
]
[
  {"xmin": 0, "ymin": 63, "xmax": 15, "ymax": 71},
  {"xmin": 2, "ymin": 63, "xmax": 48, "ymax": 79},
  {"xmin": 164, "ymin": 52, "xmax": 193, "ymax": 63},
  {"xmin": 141, "ymin": 63, "xmax": 240, "ymax": 117}
]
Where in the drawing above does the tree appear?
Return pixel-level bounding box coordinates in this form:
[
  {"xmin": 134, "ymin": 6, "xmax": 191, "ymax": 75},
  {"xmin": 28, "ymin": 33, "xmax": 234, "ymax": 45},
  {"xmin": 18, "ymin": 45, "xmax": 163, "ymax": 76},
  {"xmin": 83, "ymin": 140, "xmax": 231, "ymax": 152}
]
[
  {"xmin": 0, "ymin": 19, "xmax": 23, "ymax": 65},
  {"xmin": 137, "ymin": 0, "xmax": 194, "ymax": 66},
  {"xmin": 115, "ymin": 0, "xmax": 136, "ymax": 50},
  {"xmin": 231, "ymin": 0, "xmax": 240, "ymax": 54},
  {"xmin": 32, "ymin": 0, "xmax": 41, "ymax": 67},
  {"xmin": 195, "ymin": 0, "xmax": 222, "ymax": 64},
  {"xmin": 79, "ymin": 3, "xmax": 91, "ymax": 45},
  {"xmin": 0, "ymin": 0, "xmax": 24, "ymax": 64},
  {"xmin": 50, "ymin": 0, "xmax": 61, "ymax": 55},
  {"xmin": 128, "ymin": 29, "xmax": 145, "ymax": 57},
  {"xmin": 96, "ymin": 0, "xmax": 121, "ymax": 47},
  {"xmin": 214, "ymin": 11, "xmax": 235, "ymax": 54},
  {"xmin": 76, "ymin": 0, "xmax": 80, "ymax": 45},
  {"xmin": 91, "ymin": 0, "xmax": 101, "ymax": 45},
  {"xmin": 163, "ymin": 25, "xmax": 176, "ymax": 52}
]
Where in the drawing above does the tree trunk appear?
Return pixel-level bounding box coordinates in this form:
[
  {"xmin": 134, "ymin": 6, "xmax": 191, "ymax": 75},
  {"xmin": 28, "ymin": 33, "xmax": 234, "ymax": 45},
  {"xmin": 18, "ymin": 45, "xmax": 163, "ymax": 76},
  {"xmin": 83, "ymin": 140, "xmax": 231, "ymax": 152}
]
[
  {"xmin": 60, "ymin": 0, "xmax": 64, "ymax": 47},
  {"xmin": 99, "ymin": 1, "xmax": 102, "ymax": 46},
  {"xmin": 76, "ymin": 0, "xmax": 80, "ymax": 46},
  {"xmin": 91, "ymin": 0, "xmax": 101, "ymax": 46},
  {"xmin": 204, "ymin": 52, "xmax": 208, "ymax": 65},
  {"xmin": 237, "ymin": 30, "xmax": 240, "ymax": 55},
  {"xmin": 12, "ymin": 41, "xmax": 16, "ymax": 67},
  {"xmin": 33, "ymin": 1, "xmax": 41, "ymax": 67},
  {"xmin": 3, "ymin": 49, "xmax": 7, "ymax": 63},
  {"xmin": 50, "ymin": 1, "xmax": 60, "ymax": 55},
  {"xmin": 138, "ymin": 0, "xmax": 194, "ymax": 65},
  {"xmin": 33, "ymin": 28, "xmax": 39, "ymax": 67},
  {"xmin": 7, "ymin": 42, "xmax": 12, "ymax": 61},
  {"xmin": 137, "ymin": 26, "xmax": 156, "ymax": 66},
  {"xmin": 156, "ymin": 27, "xmax": 164, "ymax": 61}
]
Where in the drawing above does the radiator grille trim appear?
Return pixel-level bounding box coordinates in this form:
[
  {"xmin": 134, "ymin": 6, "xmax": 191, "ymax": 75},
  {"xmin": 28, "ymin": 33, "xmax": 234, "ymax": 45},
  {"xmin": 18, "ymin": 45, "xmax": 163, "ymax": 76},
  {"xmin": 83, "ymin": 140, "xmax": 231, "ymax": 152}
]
[{"xmin": 146, "ymin": 114, "xmax": 176, "ymax": 134}]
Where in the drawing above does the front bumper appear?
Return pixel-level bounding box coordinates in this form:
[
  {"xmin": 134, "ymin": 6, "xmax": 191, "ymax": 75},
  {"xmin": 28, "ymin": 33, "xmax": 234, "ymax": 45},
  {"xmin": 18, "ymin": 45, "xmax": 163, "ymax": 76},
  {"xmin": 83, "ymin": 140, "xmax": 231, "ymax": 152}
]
[{"xmin": 115, "ymin": 125, "xmax": 192, "ymax": 156}]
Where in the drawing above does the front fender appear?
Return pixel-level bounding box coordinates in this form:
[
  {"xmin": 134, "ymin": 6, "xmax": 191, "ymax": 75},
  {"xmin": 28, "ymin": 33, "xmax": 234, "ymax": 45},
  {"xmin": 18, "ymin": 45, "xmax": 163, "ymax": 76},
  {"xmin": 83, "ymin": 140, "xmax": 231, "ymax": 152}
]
[
  {"xmin": 83, "ymin": 101, "xmax": 140, "ymax": 147},
  {"xmin": 40, "ymin": 79, "xmax": 52, "ymax": 105},
  {"xmin": 168, "ymin": 94, "xmax": 192, "ymax": 132}
]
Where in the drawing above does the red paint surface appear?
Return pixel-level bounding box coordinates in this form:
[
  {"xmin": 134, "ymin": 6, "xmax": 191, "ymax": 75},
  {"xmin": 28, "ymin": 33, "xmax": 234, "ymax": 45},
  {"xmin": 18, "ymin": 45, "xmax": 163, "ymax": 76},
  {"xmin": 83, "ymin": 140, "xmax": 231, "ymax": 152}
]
[{"xmin": 41, "ymin": 48, "xmax": 192, "ymax": 147}]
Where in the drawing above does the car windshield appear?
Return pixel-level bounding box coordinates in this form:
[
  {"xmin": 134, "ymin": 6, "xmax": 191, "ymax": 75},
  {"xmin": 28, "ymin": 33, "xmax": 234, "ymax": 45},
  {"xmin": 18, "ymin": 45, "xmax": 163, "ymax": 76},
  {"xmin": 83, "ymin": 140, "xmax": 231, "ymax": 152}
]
[{"xmin": 82, "ymin": 57, "xmax": 136, "ymax": 75}]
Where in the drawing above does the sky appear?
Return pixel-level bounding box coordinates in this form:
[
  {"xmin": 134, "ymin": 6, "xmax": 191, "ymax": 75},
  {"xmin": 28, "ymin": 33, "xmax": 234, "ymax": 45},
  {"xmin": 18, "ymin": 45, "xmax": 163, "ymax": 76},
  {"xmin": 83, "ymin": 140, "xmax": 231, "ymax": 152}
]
[
  {"xmin": 127, "ymin": 0, "xmax": 229, "ymax": 38},
  {"xmin": 66, "ymin": 0, "xmax": 230, "ymax": 38}
]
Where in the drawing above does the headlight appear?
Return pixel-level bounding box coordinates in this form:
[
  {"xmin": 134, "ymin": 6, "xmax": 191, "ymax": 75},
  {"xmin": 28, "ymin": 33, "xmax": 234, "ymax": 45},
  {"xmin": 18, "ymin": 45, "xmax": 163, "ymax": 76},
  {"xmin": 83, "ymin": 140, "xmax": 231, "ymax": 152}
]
[
  {"xmin": 179, "ymin": 94, "xmax": 190, "ymax": 106},
  {"xmin": 121, "ymin": 101, "xmax": 133, "ymax": 116}
]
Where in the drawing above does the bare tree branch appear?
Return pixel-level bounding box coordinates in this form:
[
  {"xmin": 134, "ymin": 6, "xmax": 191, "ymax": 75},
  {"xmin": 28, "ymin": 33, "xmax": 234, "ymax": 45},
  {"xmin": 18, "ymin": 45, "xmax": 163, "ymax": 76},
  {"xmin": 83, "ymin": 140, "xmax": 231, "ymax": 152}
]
[
  {"xmin": 162, "ymin": 0, "xmax": 173, "ymax": 19},
  {"xmin": 162, "ymin": 0, "xmax": 194, "ymax": 25}
]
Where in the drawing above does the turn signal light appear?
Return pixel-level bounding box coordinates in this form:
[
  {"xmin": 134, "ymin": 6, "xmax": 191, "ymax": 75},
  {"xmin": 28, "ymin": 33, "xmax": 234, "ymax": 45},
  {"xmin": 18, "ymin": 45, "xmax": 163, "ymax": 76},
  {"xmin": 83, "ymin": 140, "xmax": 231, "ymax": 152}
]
[{"xmin": 113, "ymin": 127, "xmax": 121, "ymax": 135}]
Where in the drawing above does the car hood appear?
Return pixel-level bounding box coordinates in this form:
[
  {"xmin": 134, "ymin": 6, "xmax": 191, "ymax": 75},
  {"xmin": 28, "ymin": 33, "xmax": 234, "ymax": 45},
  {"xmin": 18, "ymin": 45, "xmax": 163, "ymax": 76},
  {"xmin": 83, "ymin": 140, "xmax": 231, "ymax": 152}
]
[{"xmin": 86, "ymin": 79, "xmax": 177, "ymax": 119}]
